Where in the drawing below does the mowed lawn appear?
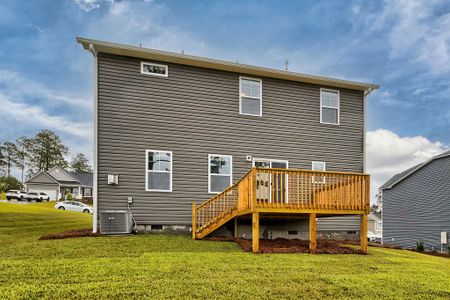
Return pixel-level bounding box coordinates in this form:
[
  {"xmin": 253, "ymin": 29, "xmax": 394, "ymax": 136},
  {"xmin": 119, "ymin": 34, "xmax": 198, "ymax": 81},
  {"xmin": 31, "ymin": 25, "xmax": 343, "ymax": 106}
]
[{"xmin": 0, "ymin": 203, "xmax": 449, "ymax": 300}]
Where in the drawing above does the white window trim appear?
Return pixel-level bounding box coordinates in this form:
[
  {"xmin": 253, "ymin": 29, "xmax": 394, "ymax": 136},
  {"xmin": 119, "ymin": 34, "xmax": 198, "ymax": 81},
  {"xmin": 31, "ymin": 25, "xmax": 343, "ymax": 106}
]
[
  {"xmin": 208, "ymin": 154, "xmax": 233, "ymax": 194},
  {"xmin": 312, "ymin": 161, "xmax": 326, "ymax": 184},
  {"xmin": 320, "ymin": 88, "xmax": 340, "ymax": 125},
  {"xmin": 145, "ymin": 149, "xmax": 173, "ymax": 192},
  {"xmin": 140, "ymin": 61, "xmax": 169, "ymax": 77},
  {"xmin": 239, "ymin": 76, "xmax": 262, "ymax": 117}
]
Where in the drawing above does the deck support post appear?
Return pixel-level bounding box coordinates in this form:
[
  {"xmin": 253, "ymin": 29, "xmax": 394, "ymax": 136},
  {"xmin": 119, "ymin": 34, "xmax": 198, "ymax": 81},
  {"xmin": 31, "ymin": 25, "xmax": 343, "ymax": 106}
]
[
  {"xmin": 252, "ymin": 212, "xmax": 259, "ymax": 253},
  {"xmin": 192, "ymin": 201, "xmax": 196, "ymax": 240},
  {"xmin": 309, "ymin": 213, "xmax": 317, "ymax": 253},
  {"xmin": 234, "ymin": 217, "xmax": 238, "ymax": 238},
  {"xmin": 360, "ymin": 214, "xmax": 368, "ymax": 253}
]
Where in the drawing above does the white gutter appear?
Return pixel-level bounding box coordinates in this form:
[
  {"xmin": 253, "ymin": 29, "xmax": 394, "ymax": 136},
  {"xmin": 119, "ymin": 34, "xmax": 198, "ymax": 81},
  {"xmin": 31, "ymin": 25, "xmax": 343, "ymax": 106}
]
[{"xmin": 88, "ymin": 43, "xmax": 99, "ymax": 233}]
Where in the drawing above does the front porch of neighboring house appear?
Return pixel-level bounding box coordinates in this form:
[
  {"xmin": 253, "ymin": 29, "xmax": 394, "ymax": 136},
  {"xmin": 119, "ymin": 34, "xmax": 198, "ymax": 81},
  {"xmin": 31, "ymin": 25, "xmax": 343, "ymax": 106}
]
[
  {"xmin": 60, "ymin": 186, "xmax": 92, "ymax": 201},
  {"xmin": 192, "ymin": 168, "xmax": 370, "ymax": 253}
]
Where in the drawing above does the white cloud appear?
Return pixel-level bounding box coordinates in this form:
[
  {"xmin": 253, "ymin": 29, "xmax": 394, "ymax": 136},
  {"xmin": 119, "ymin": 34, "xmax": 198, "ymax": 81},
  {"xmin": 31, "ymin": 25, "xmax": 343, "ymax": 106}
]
[
  {"xmin": 366, "ymin": 129, "xmax": 448, "ymax": 202},
  {"xmin": 0, "ymin": 70, "xmax": 91, "ymax": 110},
  {"xmin": 366, "ymin": 0, "xmax": 450, "ymax": 75},
  {"xmin": 0, "ymin": 94, "xmax": 91, "ymax": 139},
  {"xmin": 73, "ymin": 0, "xmax": 111, "ymax": 12}
]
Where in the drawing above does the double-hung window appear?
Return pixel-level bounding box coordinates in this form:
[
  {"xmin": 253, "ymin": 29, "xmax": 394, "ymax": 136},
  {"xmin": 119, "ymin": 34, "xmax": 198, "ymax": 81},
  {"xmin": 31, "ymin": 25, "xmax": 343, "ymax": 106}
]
[
  {"xmin": 240, "ymin": 77, "xmax": 262, "ymax": 116},
  {"xmin": 320, "ymin": 89, "xmax": 340, "ymax": 125},
  {"xmin": 312, "ymin": 161, "xmax": 326, "ymax": 183},
  {"xmin": 208, "ymin": 154, "xmax": 232, "ymax": 193},
  {"xmin": 146, "ymin": 150, "xmax": 172, "ymax": 192}
]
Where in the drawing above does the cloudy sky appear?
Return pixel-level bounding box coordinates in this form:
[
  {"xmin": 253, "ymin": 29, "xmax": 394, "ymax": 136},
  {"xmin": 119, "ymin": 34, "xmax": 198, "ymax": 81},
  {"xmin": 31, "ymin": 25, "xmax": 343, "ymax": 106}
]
[{"xmin": 0, "ymin": 0, "xmax": 449, "ymax": 201}]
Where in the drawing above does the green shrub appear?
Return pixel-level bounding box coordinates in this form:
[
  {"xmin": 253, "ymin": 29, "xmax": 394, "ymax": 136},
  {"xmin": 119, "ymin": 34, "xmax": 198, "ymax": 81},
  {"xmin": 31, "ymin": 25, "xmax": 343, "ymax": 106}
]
[
  {"xmin": 416, "ymin": 241, "xmax": 425, "ymax": 252},
  {"xmin": 0, "ymin": 176, "xmax": 23, "ymax": 193},
  {"xmin": 65, "ymin": 193, "xmax": 73, "ymax": 201},
  {"xmin": 0, "ymin": 192, "xmax": 6, "ymax": 200}
]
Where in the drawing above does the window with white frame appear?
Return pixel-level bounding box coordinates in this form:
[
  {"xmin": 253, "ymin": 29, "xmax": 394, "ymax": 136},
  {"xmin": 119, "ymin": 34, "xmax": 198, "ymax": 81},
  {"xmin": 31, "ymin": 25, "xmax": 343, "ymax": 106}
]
[
  {"xmin": 320, "ymin": 89, "xmax": 339, "ymax": 125},
  {"xmin": 141, "ymin": 61, "xmax": 168, "ymax": 77},
  {"xmin": 208, "ymin": 154, "xmax": 232, "ymax": 193},
  {"xmin": 312, "ymin": 161, "xmax": 326, "ymax": 183},
  {"xmin": 146, "ymin": 150, "xmax": 172, "ymax": 192},
  {"xmin": 240, "ymin": 77, "xmax": 262, "ymax": 116}
]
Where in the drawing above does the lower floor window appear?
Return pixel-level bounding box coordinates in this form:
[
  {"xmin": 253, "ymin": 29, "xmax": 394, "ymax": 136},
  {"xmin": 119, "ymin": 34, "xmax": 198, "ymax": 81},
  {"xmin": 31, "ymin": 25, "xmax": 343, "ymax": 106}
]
[
  {"xmin": 146, "ymin": 150, "xmax": 172, "ymax": 192},
  {"xmin": 84, "ymin": 188, "xmax": 92, "ymax": 197},
  {"xmin": 208, "ymin": 154, "xmax": 232, "ymax": 193}
]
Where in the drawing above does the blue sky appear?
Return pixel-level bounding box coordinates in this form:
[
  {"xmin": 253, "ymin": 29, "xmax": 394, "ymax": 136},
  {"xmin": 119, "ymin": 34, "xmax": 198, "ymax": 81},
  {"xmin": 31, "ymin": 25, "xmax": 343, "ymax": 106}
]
[{"xmin": 0, "ymin": 0, "xmax": 449, "ymax": 197}]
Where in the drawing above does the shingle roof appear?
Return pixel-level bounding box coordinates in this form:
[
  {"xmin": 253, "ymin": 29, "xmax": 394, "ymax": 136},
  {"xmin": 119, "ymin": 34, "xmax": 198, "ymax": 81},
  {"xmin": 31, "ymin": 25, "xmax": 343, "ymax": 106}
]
[
  {"xmin": 380, "ymin": 150, "xmax": 450, "ymax": 190},
  {"xmin": 69, "ymin": 172, "xmax": 93, "ymax": 187}
]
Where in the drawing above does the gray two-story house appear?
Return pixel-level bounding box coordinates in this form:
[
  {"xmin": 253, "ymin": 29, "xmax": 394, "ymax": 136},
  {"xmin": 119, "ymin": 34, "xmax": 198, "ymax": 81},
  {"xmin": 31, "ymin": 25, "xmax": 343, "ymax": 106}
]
[
  {"xmin": 78, "ymin": 37, "xmax": 378, "ymax": 252},
  {"xmin": 381, "ymin": 150, "xmax": 450, "ymax": 251}
]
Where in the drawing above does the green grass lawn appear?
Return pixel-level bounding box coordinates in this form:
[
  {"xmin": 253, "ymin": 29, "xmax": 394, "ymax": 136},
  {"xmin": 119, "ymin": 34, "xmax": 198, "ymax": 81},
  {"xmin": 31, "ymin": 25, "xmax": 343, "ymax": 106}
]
[{"xmin": 0, "ymin": 202, "xmax": 449, "ymax": 299}]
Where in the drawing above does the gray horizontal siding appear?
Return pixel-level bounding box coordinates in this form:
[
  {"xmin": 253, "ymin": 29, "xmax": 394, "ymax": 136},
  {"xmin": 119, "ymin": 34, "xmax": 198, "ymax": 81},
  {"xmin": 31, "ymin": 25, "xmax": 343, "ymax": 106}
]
[
  {"xmin": 97, "ymin": 53, "xmax": 364, "ymax": 226},
  {"xmin": 382, "ymin": 156, "xmax": 450, "ymax": 250}
]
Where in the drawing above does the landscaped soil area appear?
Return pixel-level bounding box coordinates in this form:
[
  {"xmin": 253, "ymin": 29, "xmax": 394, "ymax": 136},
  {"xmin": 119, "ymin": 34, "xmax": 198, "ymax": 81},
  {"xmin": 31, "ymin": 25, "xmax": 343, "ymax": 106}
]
[
  {"xmin": 208, "ymin": 237, "xmax": 362, "ymax": 254},
  {"xmin": 1, "ymin": 202, "xmax": 449, "ymax": 299}
]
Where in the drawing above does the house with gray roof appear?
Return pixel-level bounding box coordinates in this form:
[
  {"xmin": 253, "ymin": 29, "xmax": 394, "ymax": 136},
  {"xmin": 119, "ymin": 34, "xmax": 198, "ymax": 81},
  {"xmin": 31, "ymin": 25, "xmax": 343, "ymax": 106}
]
[
  {"xmin": 381, "ymin": 150, "xmax": 450, "ymax": 251},
  {"xmin": 25, "ymin": 166, "xmax": 93, "ymax": 201}
]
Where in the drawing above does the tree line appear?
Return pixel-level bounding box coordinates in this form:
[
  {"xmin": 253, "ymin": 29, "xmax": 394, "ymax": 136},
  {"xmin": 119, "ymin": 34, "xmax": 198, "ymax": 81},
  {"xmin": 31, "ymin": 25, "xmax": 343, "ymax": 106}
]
[{"xmin": 0, "ymin": 129, "xmax": 92, "ymax": 184}]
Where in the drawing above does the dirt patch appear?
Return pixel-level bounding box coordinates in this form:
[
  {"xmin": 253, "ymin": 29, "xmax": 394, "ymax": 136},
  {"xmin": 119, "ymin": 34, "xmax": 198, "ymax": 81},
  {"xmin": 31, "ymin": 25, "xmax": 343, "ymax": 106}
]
[
  {"xmin": 207, "ymin": 237, "xmax": 363, "ymax": 254},
  {"xmin": 39, "ymin": 229, "xmax": 101, "ymax": 240}
]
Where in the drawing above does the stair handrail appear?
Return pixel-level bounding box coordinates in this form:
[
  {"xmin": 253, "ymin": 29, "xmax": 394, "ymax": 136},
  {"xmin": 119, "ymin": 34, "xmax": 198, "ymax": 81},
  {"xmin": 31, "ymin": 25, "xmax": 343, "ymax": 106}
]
[{"xmin": 194, "ymin": 168, "xmax": 254, "ymax": 211}]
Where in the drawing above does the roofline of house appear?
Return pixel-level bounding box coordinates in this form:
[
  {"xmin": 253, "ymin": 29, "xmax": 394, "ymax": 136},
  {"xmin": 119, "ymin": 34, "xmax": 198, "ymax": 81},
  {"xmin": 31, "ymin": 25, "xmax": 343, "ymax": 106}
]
[
  {"xmin": 380, "ymin": 151, "xmax": 450, "ymax": 190},
  {"xmin": 77, "ymin": 37, "xmax": 380, "ymax": 94},
  {"xmin": 24, "ymin": 170, "xmax": 60, "ymax": 185}
]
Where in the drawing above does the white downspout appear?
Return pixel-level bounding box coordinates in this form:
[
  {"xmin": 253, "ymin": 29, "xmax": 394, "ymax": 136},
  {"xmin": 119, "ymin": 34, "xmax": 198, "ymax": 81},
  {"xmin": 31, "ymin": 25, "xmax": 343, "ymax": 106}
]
[{"xmin": 89, "ymin": 43, "xmax": 99, "ymax": 233}]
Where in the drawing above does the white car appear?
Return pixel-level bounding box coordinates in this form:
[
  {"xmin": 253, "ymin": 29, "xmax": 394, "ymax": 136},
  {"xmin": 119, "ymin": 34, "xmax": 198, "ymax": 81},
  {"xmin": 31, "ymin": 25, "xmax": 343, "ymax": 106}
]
[
  {"xmin": 368, "ymin": 231, "xmax": 381, "ymax": 242},
  {"xmin": 6, "ymin": 190, "xmax": 28, "ymax": 201},
  {"xmin": 38, "ymin": 192, "xmax": 50, "ymax": 201},
  {"xmin": 55, "ymin": 201, "xmax": 93, "ymax": 214}
]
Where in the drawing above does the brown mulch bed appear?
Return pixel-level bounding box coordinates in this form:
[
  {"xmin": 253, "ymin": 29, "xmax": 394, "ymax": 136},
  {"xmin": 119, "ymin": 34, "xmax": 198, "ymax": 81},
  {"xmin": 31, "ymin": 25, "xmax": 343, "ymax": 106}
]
[
  {"xmin": 39, "ymin": 229, "xmax": 102, "ymax": 240},
  {"xmin": 207, "ymin": 237, "xmax": 363, "ymax": 254}
]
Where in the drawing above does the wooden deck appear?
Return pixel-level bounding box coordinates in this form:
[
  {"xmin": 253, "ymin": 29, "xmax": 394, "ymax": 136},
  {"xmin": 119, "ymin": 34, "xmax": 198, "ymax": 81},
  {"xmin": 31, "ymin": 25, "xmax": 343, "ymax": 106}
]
[{"xmin": 192, "ymin": 167, "xmax": 370, "ymax": 253}]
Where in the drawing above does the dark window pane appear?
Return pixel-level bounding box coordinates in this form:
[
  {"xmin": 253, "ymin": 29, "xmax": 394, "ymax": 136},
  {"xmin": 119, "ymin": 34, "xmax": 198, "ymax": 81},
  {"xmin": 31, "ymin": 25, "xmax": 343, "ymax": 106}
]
[
  {"xmin": 210, "ymin": 175, "xmax": 231, "ymax": 193},
  {"xmin": 210, "ymin": 156, "xmax": 231, "ymax": 174},
  {"xmin": 143, "ymin": 64, "xmax": 166, "ymax": 75},
  {"xmin": 148, "ymin": 151, "xmax": 171, "ymax": 171},
  {"xmin": 241, "ymin": 97, "xmax": 261, "ymax": 115},
  {"xmin": 322, "ymin": 107, "xmax": 338, "ymax": 124},
  {"xmin": 148, "ymin": 172, "xmax": 171, "ymax": 190}
]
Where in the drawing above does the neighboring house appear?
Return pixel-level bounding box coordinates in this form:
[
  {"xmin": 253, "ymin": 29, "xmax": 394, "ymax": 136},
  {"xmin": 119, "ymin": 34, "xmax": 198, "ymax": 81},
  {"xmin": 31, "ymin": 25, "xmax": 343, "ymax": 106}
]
[
  {"xmin": 25, "ymin": 166, "xmax": 93, "ymax": 201},
  {"xmin": 368, "ymin": 211, "xmax": 382, "ymax": 239},
  {"xmin": 381, "ymin": 150, "xmax": 450, "ymax": 251},
  {"xmin": 78, "ymin": 38, "xmax": 378, "ymax": 252}
]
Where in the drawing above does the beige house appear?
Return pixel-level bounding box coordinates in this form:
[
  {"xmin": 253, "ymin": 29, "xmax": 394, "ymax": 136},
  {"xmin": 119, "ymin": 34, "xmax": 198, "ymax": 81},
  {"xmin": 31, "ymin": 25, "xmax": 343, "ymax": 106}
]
[
  {"xmin": 25, "ymin": 166, "xmax": 93, "ymax": 201},
  {"xmin": 368, "ymin": 212, "xmax": 382, "ymax": 238}
]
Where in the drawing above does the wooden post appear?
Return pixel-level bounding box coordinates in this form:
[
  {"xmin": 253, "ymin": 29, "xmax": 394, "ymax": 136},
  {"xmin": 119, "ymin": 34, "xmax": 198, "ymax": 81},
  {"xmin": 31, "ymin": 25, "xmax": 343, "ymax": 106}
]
[
  {"xmin": 192, "ymin": 201, "xmax": 196, "ymax": 240},
  {"xmin": 309, "ymin": 213, "xmax": 317, "ymax": 253},
  {"xmin": 252, "ymin": 212, "xmax": 259, "ymax": 253},
  {"xmin": 360, "ymin": 214, "xmax": 368, "ymax": 253},
  {"xmin": 234, "ymin": 217, "xmax": 238, "ymax": 238}
]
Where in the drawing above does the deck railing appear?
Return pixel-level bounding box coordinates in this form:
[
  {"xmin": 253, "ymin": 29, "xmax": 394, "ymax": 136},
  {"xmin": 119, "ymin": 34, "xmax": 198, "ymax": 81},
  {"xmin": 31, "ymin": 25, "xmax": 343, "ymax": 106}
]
[
  {"xmin": 254, "ymin": 168, "xmax": 370, "ymax": 212},
  {"xmin": 192, "ymin": 168, "xmax": 370, "ymax": 237}
]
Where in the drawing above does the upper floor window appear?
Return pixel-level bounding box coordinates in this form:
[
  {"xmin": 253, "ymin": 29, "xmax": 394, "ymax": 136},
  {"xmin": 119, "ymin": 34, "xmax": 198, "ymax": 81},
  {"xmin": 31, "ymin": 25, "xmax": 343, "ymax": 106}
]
[
  {"xmin": 146, "ymin": 150, "xmax": 172, "ymax": 192},
  {"xmin": 320, "ymin": 89, "xmax": 339, "ymax": 125},
  {"xmin": 208, "ymin": 154, "xmax": 232, "ymax": 194},
  {"xmin": 240, "ymin": 77, "xmax": 262, "ymax": 116},
  {"xmin": 141, "ymin": 61, "xmax": 168, "ymax": 77}
]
